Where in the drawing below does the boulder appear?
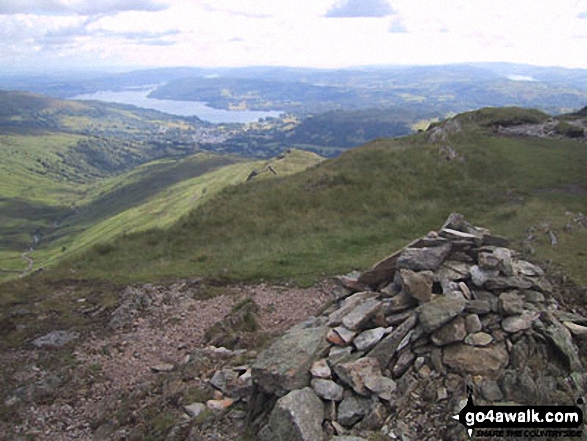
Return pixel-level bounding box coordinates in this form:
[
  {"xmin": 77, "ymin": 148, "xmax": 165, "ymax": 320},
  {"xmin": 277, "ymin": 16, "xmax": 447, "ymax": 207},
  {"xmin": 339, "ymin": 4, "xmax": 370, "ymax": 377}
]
[
  {"xmin": 260, "ymin": 387, "xmax": 324, "ymax": 441},
  {"xmin": 252, "ymin": 324, "xmax": 329, "ymax": 396}
]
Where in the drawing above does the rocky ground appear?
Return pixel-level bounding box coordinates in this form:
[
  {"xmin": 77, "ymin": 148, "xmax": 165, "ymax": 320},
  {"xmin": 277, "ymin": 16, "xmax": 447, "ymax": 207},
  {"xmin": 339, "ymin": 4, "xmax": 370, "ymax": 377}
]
[{"xmin": 0, "ymin": 281, "xmax": 334, "ymax": 440}]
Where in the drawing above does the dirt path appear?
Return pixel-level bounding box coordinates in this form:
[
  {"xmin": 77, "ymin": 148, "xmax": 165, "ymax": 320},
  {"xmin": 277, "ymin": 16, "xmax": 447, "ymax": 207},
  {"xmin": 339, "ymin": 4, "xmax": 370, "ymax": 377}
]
[
  {"xmin": 19, "ymin": 252, "xmax": 34, "ymax": 278},
  {"xmin": 3, "ymin": 281, "xmax": 336, "ymax": 440}
]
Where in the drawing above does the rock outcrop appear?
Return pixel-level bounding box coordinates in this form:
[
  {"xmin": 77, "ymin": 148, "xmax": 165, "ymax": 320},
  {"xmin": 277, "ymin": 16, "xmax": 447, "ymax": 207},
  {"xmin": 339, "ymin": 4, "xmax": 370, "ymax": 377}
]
[{"xmin": 246, "ymin": 213, "xmax": 587, "ymax": 440}]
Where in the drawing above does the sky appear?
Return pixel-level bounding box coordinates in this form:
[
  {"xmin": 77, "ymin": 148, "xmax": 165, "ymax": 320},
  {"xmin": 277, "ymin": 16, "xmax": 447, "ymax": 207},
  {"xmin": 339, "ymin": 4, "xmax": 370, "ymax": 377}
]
[{"xmin": 1, "ymin": 0, "xmax": 587, "ymax": 72}]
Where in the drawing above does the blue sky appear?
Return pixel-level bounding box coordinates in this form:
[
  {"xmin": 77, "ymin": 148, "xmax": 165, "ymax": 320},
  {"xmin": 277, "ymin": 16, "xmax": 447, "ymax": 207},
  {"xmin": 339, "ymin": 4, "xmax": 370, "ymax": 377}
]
[{"xmin": 1, "ymin": 0, "xmax": 587, "ymax": 72}]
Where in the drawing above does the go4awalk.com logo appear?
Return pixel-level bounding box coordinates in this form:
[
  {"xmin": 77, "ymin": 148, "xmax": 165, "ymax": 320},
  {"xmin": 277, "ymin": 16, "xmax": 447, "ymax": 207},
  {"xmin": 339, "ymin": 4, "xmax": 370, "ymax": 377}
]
[{"xmin": 453, "ymin": 390, "xmax": 584, "ymax": 439}]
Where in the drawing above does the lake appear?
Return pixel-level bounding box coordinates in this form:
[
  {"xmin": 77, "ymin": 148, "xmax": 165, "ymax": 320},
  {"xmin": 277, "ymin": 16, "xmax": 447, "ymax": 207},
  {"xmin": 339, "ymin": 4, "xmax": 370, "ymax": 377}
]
[{"xmin": 71, "ymin": 89, "xmax": 284, "ymax": 124}]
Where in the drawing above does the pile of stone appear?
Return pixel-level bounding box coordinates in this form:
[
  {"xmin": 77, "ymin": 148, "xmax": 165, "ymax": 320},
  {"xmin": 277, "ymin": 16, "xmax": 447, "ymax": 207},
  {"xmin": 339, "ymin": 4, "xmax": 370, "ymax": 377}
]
[{"xmin": 248, "ymin": 213, "xmax": 587, "ymax": 440}]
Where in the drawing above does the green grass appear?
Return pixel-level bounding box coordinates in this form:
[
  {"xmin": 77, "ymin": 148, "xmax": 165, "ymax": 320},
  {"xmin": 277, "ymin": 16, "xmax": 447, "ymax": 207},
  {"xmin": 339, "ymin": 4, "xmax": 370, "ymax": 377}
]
[
  {"xmin": 46, "ymin": 119, "xmax": 586, "ymax": 286},
  {"xmin": 0, "ymin": 148, "xmax": 323, "ymax": 278}
]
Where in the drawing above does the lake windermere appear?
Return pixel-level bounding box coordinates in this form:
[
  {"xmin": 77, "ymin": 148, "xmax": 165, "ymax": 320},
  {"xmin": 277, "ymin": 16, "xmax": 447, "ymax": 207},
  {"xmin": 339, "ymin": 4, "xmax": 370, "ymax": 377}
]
[{"xmin": 72, "ymin": 89, "xmax": 283, "ymax": 124}]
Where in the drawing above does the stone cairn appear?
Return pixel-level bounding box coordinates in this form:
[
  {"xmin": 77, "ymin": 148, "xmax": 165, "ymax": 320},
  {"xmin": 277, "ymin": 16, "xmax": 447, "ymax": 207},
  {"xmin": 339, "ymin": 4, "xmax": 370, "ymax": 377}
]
[{"xmin": 247, "ymin": 213, "xmax": 587, "ymax": 441}]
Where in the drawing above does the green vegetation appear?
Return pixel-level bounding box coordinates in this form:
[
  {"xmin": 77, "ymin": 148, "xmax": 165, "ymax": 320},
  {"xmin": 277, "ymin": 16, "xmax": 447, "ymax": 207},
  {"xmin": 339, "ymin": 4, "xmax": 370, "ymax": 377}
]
[
  {"xmin": 45, "ymin": 108, "xmax": 586, "ymax": 287},
  {"xmin": 451, "ymin": 106, "xmax": 550, "ymax": 128}
]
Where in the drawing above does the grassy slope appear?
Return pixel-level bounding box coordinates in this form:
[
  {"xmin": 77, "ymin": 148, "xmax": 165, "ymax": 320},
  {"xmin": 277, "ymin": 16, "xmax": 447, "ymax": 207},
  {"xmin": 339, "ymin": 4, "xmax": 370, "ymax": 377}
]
[
  {"xmin": 50, "ymin": 109, "xmax": 586, "ymax": 286},
  {"xmin": 33, "ymin": 150, "xmax": 323, "ymax": 267}
]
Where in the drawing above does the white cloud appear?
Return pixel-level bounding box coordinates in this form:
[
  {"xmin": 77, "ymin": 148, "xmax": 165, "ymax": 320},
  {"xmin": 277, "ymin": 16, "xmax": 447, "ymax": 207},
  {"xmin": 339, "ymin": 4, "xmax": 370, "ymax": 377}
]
[
  {"xmin": 1, "ymin": 0, "xmax": 587, "ymax": 71},
  {"xmin": 325, "ymin": 0, "xmax": 395, "ymax": 18}
]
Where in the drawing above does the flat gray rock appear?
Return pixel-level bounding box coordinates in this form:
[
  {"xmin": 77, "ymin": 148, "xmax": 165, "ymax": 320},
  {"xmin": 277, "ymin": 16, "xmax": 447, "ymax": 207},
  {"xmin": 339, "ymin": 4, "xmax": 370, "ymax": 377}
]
[
  {"xmin": 396, "ymin": 243, "xmax": 451, "ymax": 271},
  {"xmin": 32, "ymin": 330, "xmax": 79, "ymax": 348},
  {"xmin": 353, "ymin": 327, "xmax": 386, "ymax": 351},
  {"xmin": 337, "ymin": 395, "xmax": 372, "ymax": 427},
  {"xmin": 418, "ymin": 296, "xmax": 466, "ymax": 333},
  {"xmin": 311, "ymin": 378, "xmax": 344, "ymax": 401},
  {"xmin": 342, "ymin": 298, "xmax": 382, "ymax": 331}
]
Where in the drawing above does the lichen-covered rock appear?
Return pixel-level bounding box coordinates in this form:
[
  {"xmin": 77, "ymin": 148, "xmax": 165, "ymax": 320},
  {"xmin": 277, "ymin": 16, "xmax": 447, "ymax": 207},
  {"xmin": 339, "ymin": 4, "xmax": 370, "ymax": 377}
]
[
  {"xmin": 252, "ymin": 323, "xmax": 329, "ymax": 396},
  {"xmin": 418, "ymin": 296, "xmax": 466, "ymax": 333},
  {"xmin": 260, "ymin": 387, "xmax": 325, "ymax": 441}
]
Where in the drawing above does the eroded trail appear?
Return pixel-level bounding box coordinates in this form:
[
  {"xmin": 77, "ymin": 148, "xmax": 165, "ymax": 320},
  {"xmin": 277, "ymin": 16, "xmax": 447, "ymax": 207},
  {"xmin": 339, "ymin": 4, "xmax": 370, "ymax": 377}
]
[{"xmin": 2, "ymin": 281, "xmax": 335, "ymax": 441}]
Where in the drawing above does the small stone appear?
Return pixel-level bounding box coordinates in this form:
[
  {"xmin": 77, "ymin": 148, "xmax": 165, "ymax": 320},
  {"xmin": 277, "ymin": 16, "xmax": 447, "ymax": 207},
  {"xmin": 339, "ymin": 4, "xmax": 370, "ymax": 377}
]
[
  {"xmin": 337, "ymin": 396, "xmax": 372, "ymax": 427},
  {"xmin": 502, "ymin": 312, "xmax": 540, "ymax": 333},
  {"xmin": 513, "ymin": 260, "xmax": 544, "ymax": 277},
  {"xmin": 32, "ymin": 330, "xmax": 79, "ymax": 348},
  {"xmin": 260, "ymin": 388, "xmax": 324, "ymax": 441},
  {"xmin": 499, "ymin": 291, "xmax": 524, "ymax": 315},
  {"xmin": 353, "ymin": 327, "xmax": 386, "ymax": 351},
  {"xmin": 334, "ymin": 357, "xmax": 381, "ymax": 396},
  {"xmin": 184, "ymin": 403, "xmax": 206, "ymax": 418},
  {"xmin": 333, "ymin": 326, "xmax": 358, "ymax": 344},
  {"xmin": 364, "ymin": 375, "xmax": 397, "ymax": 401},
  {"xmin": 437, "ymin": 387, "xmax": 448, "ymax": 401},
  {"xmin": 465, "ymin": 332, "xmax": 493, "ymax": 346},
  {"xmin": 443, "ymin": 343, "xmax": 509, "ymax": 375},
  {"xmin": 392, "ymin": 350, "xmax": 416, "ymax": 377},
  {"xmin": 465, "ymin": 300, "xmax": 493, "ymax": 315},
  {"xmin": 469, "ymin": 265, "xmax": 499, "ymax": 287},
  {"xmin": 210, "ymin": 369, "xmax": 239, "ymax": 394},
  {"xmin": 458, "ymin": 282, "xmax": 472, "ymax": 300},
  {"xmin": 150, "ymin": 363, "xmax": 174, "ymax": 373},
  {"xmin": 398, "ymin": 269, "xmax": 434, "ymax": 303},
  {"xmin": 480, "ymin": 379, "xmax": 504, "ymax": 401},
  {"xmin": 328, "ymin": 292, "xmax": 379, "ymax": 326},
  {"xmin": 465, "ymin": 314, "xmax": 483, "ymax": 333},
  {"xmin": 431, "ymin": 316, "xmax": 467, "ymax": 346},
  {"xmin": 327, "ymin": 329, "xmax": 347, "ymax": 346},
  {"xmin": 206, "ymin": 398, "xmax": 234, "ymax": 411},
  {"xmin": 493, "ymin": 247, "xmax": 515, "ymax": 276},
  {"xmin": 525, "ymin": 290, "xmax": 545, "ymax": 303},
  {"xmin": 478, "ymin": 252, "xmax": 500, "ymax": 269},
  {"xmin": 342, "ymin": 299, "xmax": 382, "ymax": 331},
  {"xmin": 384, "ymin": 291, "xmax": 418, "ymax": 313},
  {"xmin": 311, "ymin": 359, "xmax": 332, "ymax": 379},
  {"xmin": 564, "ymin": 321, "xmax": 587, "ymax": 337},
  {"xmin": 328, "ymin": 346, "xmax": 354, "ymax": 365},
  {"xmin": 312, "ymin": 378, "xmax": 344, "ymax": 401},
  {"xmin": 418, "ymin": 364, "xmax": 432, "ymax": 378},
  {"xmin": 396, "ymin": 243, "xmax": 452, "ymax": 271},
  {"xmin": 368, "ymin": 313, "xmax": 418, "ymax": 368},
  {"xmin": 418, "ymin": 296, "xmax": 466, "ymax": 333}
]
